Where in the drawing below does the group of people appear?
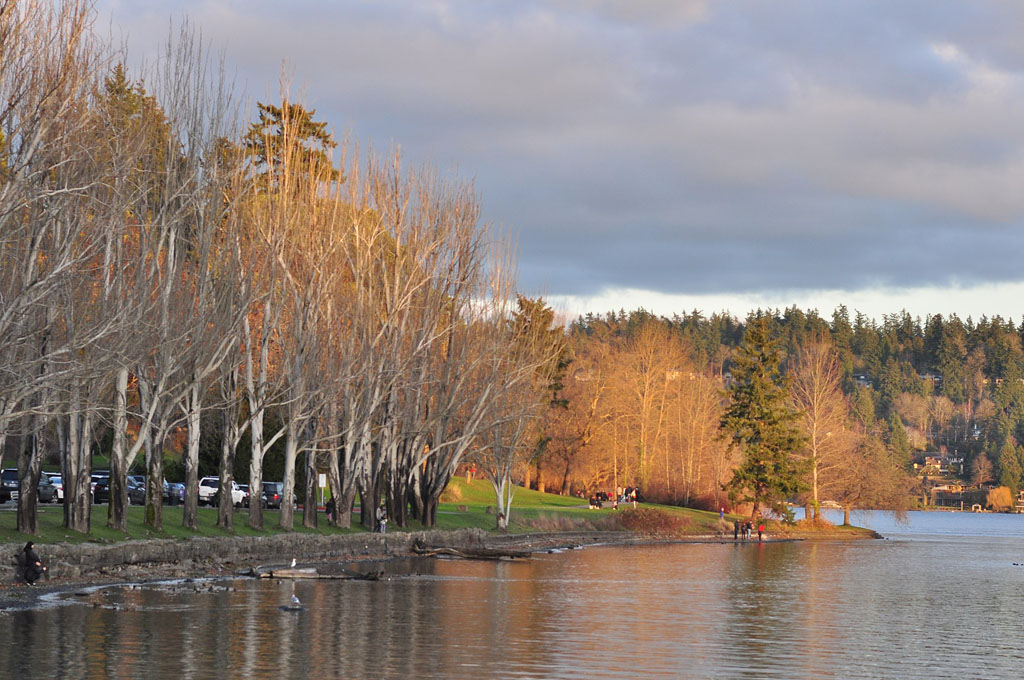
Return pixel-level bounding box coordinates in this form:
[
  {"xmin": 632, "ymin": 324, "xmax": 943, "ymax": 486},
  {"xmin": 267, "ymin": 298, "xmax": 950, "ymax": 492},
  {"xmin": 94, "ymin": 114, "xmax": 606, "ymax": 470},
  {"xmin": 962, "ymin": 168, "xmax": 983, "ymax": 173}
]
[
  {"xmin": 733, "ymin": 519, "xmax": 766, "ymax": 542},
  {"xmin": 323, "ymin": 497, "xmax": 387, "ymax": 533},
  {"xmin": 586, "ymin": 487, "xmax": 640, "ymax": 510}
]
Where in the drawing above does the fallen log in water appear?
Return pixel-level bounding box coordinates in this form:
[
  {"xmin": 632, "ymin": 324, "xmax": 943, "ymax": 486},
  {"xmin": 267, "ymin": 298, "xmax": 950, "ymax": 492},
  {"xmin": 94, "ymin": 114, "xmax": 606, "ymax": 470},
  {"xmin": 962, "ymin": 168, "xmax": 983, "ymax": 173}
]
[
  {"xmin": 411, "ymin": 542, "xmax": 532, "ymax": 560},
  {"xmin": 242, "ymin": 566, "xmax": 384, "ymax": 581}
]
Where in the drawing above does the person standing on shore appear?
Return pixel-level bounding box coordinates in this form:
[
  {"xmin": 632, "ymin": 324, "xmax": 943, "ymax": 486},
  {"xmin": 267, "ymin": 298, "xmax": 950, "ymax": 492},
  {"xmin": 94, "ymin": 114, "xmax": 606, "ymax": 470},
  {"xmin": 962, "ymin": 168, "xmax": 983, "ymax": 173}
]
[
  {"xmin": 733, "ymin": 520, "xmax": 740, "ymax": 540},
  {"xmin": 376, "ymin": 503, "xmax": 388, "ymax": 533},
  {"xmin": 757, "ymin": 522, "xmax": 765, "ymax": 542}
]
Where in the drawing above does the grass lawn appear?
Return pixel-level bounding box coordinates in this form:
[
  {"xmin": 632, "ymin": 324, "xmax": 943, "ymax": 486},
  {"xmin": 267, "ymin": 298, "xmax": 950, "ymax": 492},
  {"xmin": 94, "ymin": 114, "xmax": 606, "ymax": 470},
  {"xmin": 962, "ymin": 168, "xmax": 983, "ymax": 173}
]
[
  {"xmin": 4, "ymin": 477, "xmax": 852, "ymax": 545},
  {"xmin": 433, "ymin": 477, "xmax": 724, "ymax": 535},
  {"xmin": 0, "ymin": 504, "xmax": 366, "ymax": 545}
]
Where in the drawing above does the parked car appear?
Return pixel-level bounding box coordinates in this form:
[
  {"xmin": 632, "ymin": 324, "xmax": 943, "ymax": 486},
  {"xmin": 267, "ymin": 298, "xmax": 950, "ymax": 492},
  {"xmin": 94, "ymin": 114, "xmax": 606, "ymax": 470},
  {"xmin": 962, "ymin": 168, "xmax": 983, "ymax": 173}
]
[
  {"xmin": 163, "ymin": 481, "xmax": 185, "ymax": 506},
  {"xmin": 1, "ymin": 468, "xmax": 18, "ymax": 503},
  {"xmin": 262, "ymin": 481, "xmax": 285, "ymax": 509},
  {"xmin": 90, "ymin": 470, "xmax": 110, "ymax": 502},
  {"xmin": 127, "ymin": 477, "xmax": 147, "ymax": 505},
  {"xmin": 198, "ymin": 477, "xmax": 219, "ymax": 506},
  {"xmin": 37, "ymin": 473, "xmax": 57, "ymax": 503},
  {"xmin": 92, "ymin": 476, "xmax": 114, "ymax": 504},
  {"xmin": 238, "ymin": 483, "xmax": 252, "ymax": 508},
  {"xmin": 199, "ymin": 476, "xmax": 245, "ymax": 507},
  {"xmin": 50, "ymin": 474, "xmax": 64, "ymax": 502}
]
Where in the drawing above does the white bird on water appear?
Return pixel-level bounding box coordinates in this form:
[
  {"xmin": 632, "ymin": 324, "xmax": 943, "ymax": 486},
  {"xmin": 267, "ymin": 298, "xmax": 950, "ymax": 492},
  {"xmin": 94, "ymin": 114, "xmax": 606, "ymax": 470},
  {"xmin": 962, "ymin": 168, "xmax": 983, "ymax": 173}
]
[
  {"xmin": 291, "ymin": 593, "xmax": 301, "ymax": 606},
  {"xmin": 291, "ymin": 558, "xmax": 296, "ymax": 568}
]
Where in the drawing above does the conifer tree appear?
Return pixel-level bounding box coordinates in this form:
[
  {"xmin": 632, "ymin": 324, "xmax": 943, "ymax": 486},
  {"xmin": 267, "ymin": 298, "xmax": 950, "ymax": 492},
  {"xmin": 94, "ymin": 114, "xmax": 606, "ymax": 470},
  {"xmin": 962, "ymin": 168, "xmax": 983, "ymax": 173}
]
[
  {"xmin": 243, "ymin": 100, "xmax": 341, "ymax": 189},
  {"xmin": 886, "ymin": 411, "xmax": 911, "ymax": 464},
  {"xmin": 722, "ymin": 316, "xmax": 806, "ymax": 518}
]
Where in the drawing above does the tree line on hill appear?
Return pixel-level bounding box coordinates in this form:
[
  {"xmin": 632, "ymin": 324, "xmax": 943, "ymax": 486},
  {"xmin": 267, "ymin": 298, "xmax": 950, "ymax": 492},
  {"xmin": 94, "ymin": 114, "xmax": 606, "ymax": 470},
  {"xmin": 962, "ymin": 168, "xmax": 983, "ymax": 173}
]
[{"xmin": 526, "ymin": 305, "xmax": 1024, "ymax": 518}]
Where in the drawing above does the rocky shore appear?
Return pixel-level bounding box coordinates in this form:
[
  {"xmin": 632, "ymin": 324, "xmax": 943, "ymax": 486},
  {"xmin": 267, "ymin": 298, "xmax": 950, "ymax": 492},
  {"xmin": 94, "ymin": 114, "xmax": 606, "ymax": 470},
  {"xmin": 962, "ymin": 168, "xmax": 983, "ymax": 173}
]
[
  {"xmin": 0, "ymin": 528, "xmax": 636, "ymax": 607},
  {"xmin": 0, "ymin": 525, "xmax": 878, "ymax": 609}
]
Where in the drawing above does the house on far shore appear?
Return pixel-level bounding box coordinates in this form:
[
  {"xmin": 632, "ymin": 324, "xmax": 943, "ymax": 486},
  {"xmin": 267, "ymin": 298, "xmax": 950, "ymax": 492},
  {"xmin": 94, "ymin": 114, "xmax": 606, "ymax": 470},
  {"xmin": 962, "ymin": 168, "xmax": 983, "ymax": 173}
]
[{"xmin": 912, "ymin": 452, "xmax": 963, "ymax": 476}]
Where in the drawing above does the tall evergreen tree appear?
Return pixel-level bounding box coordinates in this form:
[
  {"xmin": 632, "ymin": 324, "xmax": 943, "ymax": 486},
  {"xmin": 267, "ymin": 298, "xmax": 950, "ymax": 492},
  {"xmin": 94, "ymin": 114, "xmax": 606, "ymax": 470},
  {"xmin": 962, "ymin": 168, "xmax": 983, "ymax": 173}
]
[
  {"xmin": 242, "ymin": 100, "xmax": 341, "ymax": 189},
  {"xmin": 722, "ymin": 316, "xmax": 807, "ymax": 518},
  {"xmin": 886, "ymin": 411, "xmax": 911, "ymax": 464}
]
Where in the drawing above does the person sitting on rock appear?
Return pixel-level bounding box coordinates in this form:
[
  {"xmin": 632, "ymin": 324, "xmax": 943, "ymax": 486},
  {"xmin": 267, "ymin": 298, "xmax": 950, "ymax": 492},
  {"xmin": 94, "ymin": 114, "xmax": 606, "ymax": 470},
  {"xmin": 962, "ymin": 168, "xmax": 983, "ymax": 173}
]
[{"xmin": 22, "ymin": 541, "xmax": 46, "ymax": 586}]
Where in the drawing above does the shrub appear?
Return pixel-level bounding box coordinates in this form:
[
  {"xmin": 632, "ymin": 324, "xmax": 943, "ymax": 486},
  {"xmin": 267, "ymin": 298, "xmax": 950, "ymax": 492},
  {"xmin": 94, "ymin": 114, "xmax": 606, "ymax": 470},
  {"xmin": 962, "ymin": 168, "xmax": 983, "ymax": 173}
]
[
  {"xmin": 440, "ymin": 484, "xmax": 462, "ymax": 503},
  {"xmin": 613, "ymin": 507, "xmax": 694, "ymax": 537},
  {"xmin": 987, "ymin": 486, "xmax": 1014, "ymax": 512},
  {"xmin": 521, "ymin": 513, "xmax": 601, "ymax": 532},
  {"xmin": 794, "ymin": 516, "xmax": 834, "ymax": 531}
]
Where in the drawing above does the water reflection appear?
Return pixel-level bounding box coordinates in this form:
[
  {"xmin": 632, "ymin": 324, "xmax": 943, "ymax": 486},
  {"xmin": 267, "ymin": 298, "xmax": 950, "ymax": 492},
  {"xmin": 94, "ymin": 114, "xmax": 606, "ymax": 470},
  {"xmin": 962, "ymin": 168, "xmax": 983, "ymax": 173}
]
[{"xmin": 3, "ymin": 524, "xmax": 1024, "ymax": 678}]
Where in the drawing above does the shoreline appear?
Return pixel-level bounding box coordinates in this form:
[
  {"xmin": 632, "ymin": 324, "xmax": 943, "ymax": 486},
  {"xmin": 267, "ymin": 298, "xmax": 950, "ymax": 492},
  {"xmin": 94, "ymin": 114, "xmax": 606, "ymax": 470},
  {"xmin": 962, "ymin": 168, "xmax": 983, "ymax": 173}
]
[{"xmin": 0, "ymin": 525, "xmax": 879, "ymax": 610}]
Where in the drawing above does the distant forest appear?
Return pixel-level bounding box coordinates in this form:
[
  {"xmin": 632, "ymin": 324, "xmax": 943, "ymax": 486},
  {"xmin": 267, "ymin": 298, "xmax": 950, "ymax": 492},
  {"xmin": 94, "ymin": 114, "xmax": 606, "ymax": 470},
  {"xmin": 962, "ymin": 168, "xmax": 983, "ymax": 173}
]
[{"xmin": 528, "ymin": 305, "xmax": 1024, "ymax": 512}]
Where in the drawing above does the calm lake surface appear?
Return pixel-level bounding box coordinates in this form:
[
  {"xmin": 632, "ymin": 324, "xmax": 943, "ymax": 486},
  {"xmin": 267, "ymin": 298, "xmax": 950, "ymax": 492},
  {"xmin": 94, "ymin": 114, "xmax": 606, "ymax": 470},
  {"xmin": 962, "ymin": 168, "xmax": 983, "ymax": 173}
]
[{"xmin": 2, "ymin": 510, "xmax": 1024, "ymax": 679}]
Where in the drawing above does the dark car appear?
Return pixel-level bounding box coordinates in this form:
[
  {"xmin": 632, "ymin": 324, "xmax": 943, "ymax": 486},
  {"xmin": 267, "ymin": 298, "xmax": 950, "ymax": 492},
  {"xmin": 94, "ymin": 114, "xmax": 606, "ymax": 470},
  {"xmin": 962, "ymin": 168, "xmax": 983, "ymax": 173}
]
[
  {"xmin": 92, "ymin": 477, "xmax": 110, "ymax": 504},
  {"xmin": 262, "ymin": 481, "xmax": 284, "ymax": 509},
  {"xmin": 127, "ymin": 478, "xmax": 147, "ymax": 505},
  {"xmin": 90, "ymin": 471, "xmax": 110, "ymax": 502},
  {"xmin": 1, "ymin": 468, "xmax": 18, "ymax": 503},
  {"xmin": 37, "ymin": 474, "xmax": 57, "ymax": 503},
  {"xmin": 163, "ymin": 481, "xmax": 185, "ymax": 506}
]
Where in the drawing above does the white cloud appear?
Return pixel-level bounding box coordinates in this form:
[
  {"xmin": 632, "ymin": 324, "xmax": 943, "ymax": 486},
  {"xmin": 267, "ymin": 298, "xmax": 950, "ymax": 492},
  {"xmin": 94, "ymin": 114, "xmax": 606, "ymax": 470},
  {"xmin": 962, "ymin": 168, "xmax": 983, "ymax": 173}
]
[{"xmin": 550, "ymin": 281, "xmax": 1024, "ymax": 324}]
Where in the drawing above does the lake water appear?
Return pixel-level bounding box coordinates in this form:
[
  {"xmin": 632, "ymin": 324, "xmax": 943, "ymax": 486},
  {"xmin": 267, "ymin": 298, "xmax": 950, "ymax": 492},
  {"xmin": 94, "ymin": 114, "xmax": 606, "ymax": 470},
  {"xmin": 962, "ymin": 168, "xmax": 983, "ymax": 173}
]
[{"xmin": 2, "ymin": 510, "xmax": 1023, "ymax": 679}]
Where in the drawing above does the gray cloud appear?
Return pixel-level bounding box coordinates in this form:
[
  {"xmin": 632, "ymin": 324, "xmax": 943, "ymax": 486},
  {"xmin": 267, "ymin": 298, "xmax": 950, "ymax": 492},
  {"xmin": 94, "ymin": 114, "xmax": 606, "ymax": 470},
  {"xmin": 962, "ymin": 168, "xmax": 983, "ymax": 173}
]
[{"xmin": 98, "ymin": 0, "xmax": 1024, "ymax": 306}]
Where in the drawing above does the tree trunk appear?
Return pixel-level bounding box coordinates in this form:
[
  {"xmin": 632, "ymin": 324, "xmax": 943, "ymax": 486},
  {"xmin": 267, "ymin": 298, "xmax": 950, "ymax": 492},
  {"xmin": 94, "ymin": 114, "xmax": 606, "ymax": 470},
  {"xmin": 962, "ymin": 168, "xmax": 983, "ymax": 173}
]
[
  {"xmin": 63, "ymin": 397, "xmax": 93, "ymax": 533},
  {"xmin": 183, "ymin": 380, "xmax": 202, "ymax": 529},
  {"xmin": 217, "ymin": 371, "xmax": 240, "ymax": 531},
  {"xmin": 843, "ymin": 505, "xmax": 851, "ymax": 526},
  {"xmin": 17, "ymin": 420, "xmax": 41, "ymax": 535},
  {"xmin": 144, "ymin": 424, "xmax": 164, "ymax": 531},
  {"xmin": 422, "ymin": 497, "xmax": 437, "ymax": 528},
  {"xmin": 335, "ymin": 485, "xmax": 356, "ymax": 528},
  {"xmin": 358, "ymin": 474, "xmax": 383, "ymax": 531},
  {"xmin": 108, "ymin": 368, "xmax": 130, "ymax": 531},
  {"xmin": 247, "ymin": 407, "xmax": 265, "ymax": 530},
  {"xmin": 279, "ymin": 420, "xmax": 299, "ymax": 530},
  {"xmin": 493, "ymin": 476, "xmax": 513, "ymax": 531},
  {"xmin": 303, "ymin": 447, "xmax": 318, "ymax": 529}
]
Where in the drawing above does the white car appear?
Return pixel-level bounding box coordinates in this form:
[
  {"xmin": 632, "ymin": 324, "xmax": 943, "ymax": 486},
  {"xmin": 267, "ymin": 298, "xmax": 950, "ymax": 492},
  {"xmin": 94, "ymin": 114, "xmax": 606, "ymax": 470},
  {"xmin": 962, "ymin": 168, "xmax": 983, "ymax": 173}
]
[
  {"xmin": 50, "ymin": 474, "xmax": 64, "ymax": 501},
  {"xmin": 198, "ymin": 477, "xmax": 245, "ymax": 507}
]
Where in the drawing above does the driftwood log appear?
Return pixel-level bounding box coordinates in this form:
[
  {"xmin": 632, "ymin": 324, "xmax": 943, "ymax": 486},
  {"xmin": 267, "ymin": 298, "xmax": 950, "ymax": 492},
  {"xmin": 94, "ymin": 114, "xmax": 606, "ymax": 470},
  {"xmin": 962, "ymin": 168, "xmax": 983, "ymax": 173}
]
[
  {"xmin": 411, "ymin": 540, "xmax": 531, "ymax": 560},
  {"xmin": 243, "ymin": 566, "xmax": 383, "ymax": 581}
]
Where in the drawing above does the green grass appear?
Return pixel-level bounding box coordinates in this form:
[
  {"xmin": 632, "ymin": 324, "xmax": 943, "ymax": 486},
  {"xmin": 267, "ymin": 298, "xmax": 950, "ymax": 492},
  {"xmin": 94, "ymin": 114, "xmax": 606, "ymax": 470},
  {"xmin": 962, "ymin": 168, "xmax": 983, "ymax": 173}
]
[
  {"xmin": 0, "ymin": 504, "xmax": 364, "ymax": 546},
  {"xmin": 7, "ymin": 478, "xmax": 841, "ymax": 545},
  {"xmin": 431, "ymin": 477, "xmax": 725, "ymax": 535}
]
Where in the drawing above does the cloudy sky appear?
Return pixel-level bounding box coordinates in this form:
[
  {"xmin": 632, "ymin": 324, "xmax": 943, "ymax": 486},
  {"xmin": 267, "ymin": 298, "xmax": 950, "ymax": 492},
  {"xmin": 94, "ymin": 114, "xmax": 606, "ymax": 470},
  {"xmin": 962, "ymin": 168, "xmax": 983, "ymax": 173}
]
[{"xmin": 96, "ymin": 0, "xmax": 1024, "ymax": 323}]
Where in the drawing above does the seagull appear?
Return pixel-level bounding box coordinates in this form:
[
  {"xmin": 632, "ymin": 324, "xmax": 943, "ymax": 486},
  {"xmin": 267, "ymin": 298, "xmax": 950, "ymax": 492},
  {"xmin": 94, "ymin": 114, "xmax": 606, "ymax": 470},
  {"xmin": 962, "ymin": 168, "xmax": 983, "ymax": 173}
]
[
  {"xmin": 291, "ymin": 594, "xmax": 301, "ymax": 606},
  {"xmin": 290, "ymin": 558, "xmax": 296, "ymax": 568}
]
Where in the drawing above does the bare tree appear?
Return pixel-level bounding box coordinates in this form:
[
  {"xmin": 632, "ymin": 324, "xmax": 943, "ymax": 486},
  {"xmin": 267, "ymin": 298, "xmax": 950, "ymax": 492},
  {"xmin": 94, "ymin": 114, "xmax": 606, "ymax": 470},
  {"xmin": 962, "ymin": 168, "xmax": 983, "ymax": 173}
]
[
  {"xmin": 472, "ymin": 292, "xmax": 566, "ymax": 530},
  {"xmin": 789, "ymin": 341, "xmax": 854, "ymax": 518},
  {"xmin": 0, "ymin": 1, "xmax": 138, "ymax": 533},
  {"xmin": 106, "ymin": 23, "xmax": 241, "ymax": 531}
]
